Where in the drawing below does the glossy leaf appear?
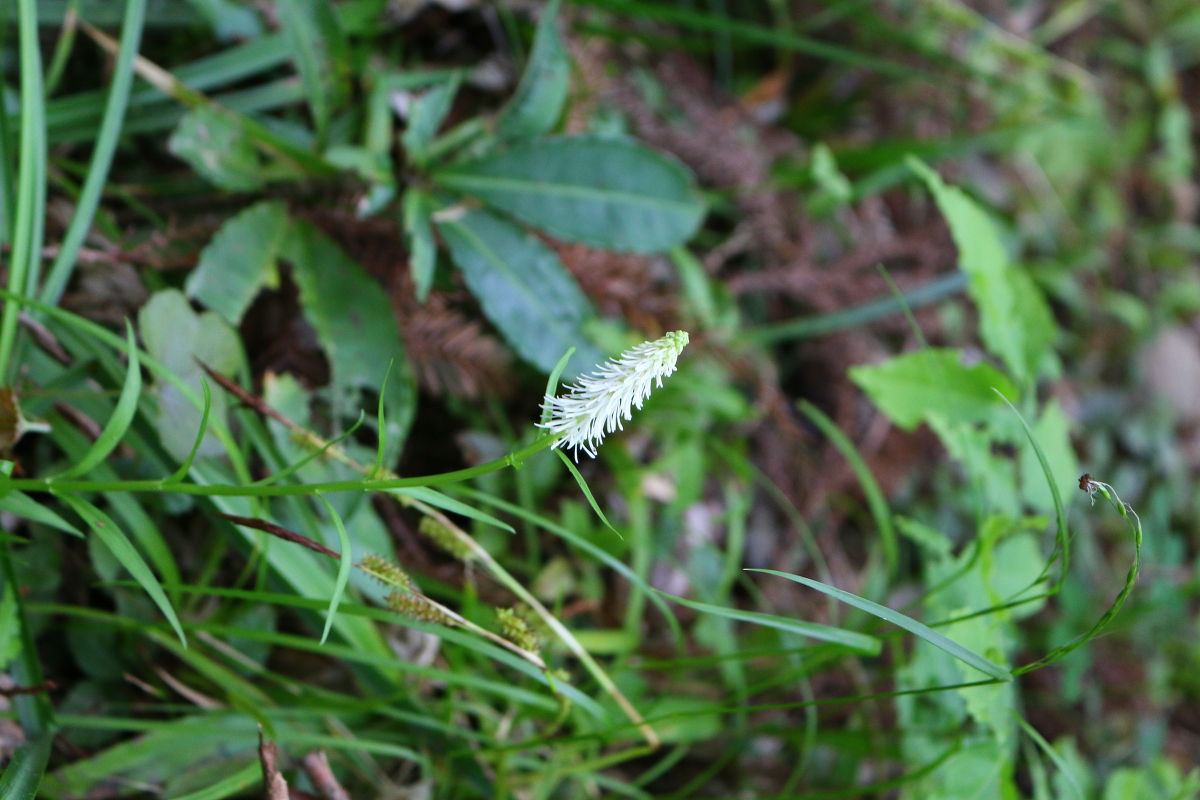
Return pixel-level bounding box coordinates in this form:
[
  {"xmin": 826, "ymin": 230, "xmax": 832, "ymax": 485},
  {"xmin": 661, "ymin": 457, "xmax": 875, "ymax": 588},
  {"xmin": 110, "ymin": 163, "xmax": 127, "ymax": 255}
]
[
  {"xmin": 434, "ymin": 135, "xmax": 706, "ymax": 253},
  {"xmin": 436, "ymin": 205, "xmax": 605, "ymax": 377}
]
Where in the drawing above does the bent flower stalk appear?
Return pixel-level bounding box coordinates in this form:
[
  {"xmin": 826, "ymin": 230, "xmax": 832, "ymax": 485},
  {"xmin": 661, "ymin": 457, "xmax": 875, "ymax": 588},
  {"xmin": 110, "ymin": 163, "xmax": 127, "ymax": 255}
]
[{"xmin": 539, "ymin": 331, "xmax": 689, "ymax": 458}]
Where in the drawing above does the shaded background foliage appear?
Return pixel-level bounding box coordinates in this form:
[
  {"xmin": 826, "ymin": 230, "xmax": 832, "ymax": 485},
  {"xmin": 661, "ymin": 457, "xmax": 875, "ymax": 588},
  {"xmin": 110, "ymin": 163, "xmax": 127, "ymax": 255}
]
[{"xmin": 0, "ymin": 0, "xmax": 1198, "ymax": 797}]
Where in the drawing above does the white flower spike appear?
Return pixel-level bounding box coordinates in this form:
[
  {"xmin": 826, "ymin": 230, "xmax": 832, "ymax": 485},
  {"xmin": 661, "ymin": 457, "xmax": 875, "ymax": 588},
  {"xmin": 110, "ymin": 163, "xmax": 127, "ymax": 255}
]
[{"xmin": 539, "ymin": 331, "xmax": 690, "ymax": 459}]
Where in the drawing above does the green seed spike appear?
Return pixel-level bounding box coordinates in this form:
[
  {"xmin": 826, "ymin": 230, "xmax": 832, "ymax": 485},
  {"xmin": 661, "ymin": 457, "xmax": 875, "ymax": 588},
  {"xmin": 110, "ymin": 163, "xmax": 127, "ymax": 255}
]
[
  {"xmin": 385, "ymin": 592, "xmax": 454, "ymax": 625},
  {"xmin": 496, "ymin": 607, "xmax": 540, "ymax": 654},
  {"xmin": 357, "ymin": 554, "xmax": 413, "ymax": 591},
  {"xmin": 418, "ymin": 516, "xmax": 474, "ymax": 561}
]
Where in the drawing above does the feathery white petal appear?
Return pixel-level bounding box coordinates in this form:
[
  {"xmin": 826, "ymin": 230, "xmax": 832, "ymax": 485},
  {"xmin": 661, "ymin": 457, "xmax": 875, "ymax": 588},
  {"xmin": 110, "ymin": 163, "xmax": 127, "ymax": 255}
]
[{"xmin": 537, "ymin": 331, "xmax": 689, "ymax": 458}]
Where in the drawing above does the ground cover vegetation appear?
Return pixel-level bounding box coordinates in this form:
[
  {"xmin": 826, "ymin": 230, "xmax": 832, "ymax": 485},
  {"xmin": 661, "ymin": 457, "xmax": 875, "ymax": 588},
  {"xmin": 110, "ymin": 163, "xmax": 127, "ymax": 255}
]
[{"xmin": 0, "ymin": 0, "xmax": 1197, "ymax": 797}]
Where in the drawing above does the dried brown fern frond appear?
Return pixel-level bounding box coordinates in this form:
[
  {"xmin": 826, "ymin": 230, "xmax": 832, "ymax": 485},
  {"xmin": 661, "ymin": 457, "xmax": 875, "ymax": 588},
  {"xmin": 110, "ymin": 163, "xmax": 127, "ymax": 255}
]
[
  {"xmin": 553, "ymin": 242, "xmax": 678, "ymax": 336},
  {"xmin": 402, "ymin": 295, "xmax": 513, "ymax": 400}
]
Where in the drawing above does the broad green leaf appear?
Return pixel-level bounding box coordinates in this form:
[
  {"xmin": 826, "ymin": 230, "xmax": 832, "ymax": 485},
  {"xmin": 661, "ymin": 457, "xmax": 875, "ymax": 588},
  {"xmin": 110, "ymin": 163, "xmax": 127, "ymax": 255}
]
[
  {"xmin": 849, "ymin": 348, "xmax": 1017, "ymax": 431},
  {"xmin": 749, "ymin": 569, "xmax": 1012, "ymax": 681},
  {"xmin": 186, "ymin": 200, "xmax": 288, "ymax": 325},
  {"xmin": 402, "ymin": 77, "xmax": 460, "ymax": 165},
  {"xmin": 662, "ymin": 594, "xmax": 880, "ymax": 653},
  {"xmin": 168, "ymin": 106, "xmax": 266, "ymax": 191},
  {"xmin": 57, "ymin": 322, "xmax": 141, "ymax": 480},
  {"xmin": 277, "ymin": 0, "xmax": 348, "ymax": 136},
  {"xmin": 58, "ymin": 494, "xmax": 186, "ymax": 645},
  {"xmin": 402, "ymin": 189, "xmax": 437, "ymax": 301},
  {"xmin": 496, "ymin": 0, "xmax": 569, "ymax": 141},
  {"xmin": 435, "ymin": 205, "xmax": 605, "ymax": 377},
  {"xmin": 434, "ymin": 135, "xmax": 706, "ymax": 253},
  {"xmin": 282, "ymin": 221, "xmax": 417, "ymax": 459},
  {"xmin": 139, "ymin": 289, "xmax": 242, "ymax": 462},
  {"xmin": 908, "ymin": 158, "xmax": 1056, "ymax": 383},
  {"xmin": 0, "ymin": 490, "xmax": 83, "ymax": 537}
]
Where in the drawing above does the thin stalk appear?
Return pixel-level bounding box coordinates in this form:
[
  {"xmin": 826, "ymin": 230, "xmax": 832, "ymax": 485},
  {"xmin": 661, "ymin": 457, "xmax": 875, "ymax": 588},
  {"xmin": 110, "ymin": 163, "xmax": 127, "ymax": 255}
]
[
  {"xmin": 8, "ymin": 435, "xmax": 555, "ymax": 497},
  {"xmin": 0, "ymin": 0, "xmax": 48, "ymax": 380},
  {"xmin": 40, "ymin": 0, "xmax": 148, "ymax": 308}
]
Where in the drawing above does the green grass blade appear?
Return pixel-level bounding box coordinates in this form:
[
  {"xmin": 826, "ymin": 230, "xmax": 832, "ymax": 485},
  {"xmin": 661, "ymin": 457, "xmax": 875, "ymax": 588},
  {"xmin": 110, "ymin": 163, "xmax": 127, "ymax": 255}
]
[
  {"xmin": 163, "ymin": 375, "xmax": 211, "ymax": 484},
  {"xmin": 316, "ymin": 494, "xmax": 352, "ymax": 645},
  {"xmin": 387, "ymin": 487, "xmax": 514, "ymax": 532},
  {"xmin": 556, "ymin": 450, "xmax": 617, "ymax": 534},
  {"xmin": 1013, "ymin": 712, "xmax": 1085, "ymax": 800},
  {"xmin": 995, "ymin": 391, "xmax": 1070, "ymax": 593},
  {"xmin": 164, "ymin": 760, "xmax": 260, "ymax": 800},
  {"xmin": 798, "ymin": 400, "xmax": 898, "ymax": 576},
  {"xmin": 372, "ymin": 358, "xmax": 393, "ymax": 477},
  {"xmin": 253, "ymin": 411, "xmax": 365, "ymax": 487},
  {"xmin": 0, "ymin": 0, "xmax": 48, "ymax": 380},
  {"xmin": 0, "ymin": 732, "xmax": 52, "ymax": 800},
  {"xmin": 448, "ymin": 486, "xmax": 686, "ymax": 650},
  {"xmin": 540, "ymin": 346, "xmax": 576, "ymax": 426},
  {"xmin": 572, "ymin": 0, "xmax": 921, "ymax": 78},
  {"xmin": 0, "ymin": 490, "xmax": 83, "ymax": 537},
  {"xmin": 39, "ymin": 0, "xmax": 147, "ymax": 307},
  {"xmin": 748, "ymin": 568, "xmax": 1012, "ymax": 681},
  {"xmin": 55, "ymin": 320, "xmax": 142, "ymax": 480},
  {"xmin": 57, "ymin": 493, "xmax": 186, "ymax": 645},
  {"xmin": 660, "ymin": 594, "xmax": 880, "ymax": 654}
]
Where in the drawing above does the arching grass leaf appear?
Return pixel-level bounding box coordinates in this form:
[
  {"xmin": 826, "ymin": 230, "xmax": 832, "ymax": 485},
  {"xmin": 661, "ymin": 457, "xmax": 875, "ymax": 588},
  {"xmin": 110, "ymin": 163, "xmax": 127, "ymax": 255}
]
[{"xmin": 749, "ymin": 569, "xmax": 1012, "ymax": 681}]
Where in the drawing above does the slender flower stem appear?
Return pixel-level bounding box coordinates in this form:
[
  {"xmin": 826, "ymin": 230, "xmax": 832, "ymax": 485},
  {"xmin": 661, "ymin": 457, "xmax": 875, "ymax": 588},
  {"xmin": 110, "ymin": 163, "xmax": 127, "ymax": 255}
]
[{"xmin": 8, "ymin": 435, "xmax": 558, "ymax": 498}]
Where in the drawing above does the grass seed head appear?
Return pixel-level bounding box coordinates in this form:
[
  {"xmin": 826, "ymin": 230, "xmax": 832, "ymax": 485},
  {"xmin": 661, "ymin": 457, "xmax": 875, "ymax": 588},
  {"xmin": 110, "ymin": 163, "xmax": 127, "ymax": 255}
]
[{"xmin": 418, "ymin": 516, "xmax": 474, "ymax": 560}]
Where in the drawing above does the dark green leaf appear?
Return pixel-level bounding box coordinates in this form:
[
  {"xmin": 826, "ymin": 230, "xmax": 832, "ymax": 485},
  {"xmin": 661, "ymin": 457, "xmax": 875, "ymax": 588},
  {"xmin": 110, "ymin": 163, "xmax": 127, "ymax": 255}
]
[
  {"xmin": 282, "ymin": 221, "xmax": 416, "ymax": 458},
  {"xmin": 402, "ymin": 189, "xmax": 437, "ymax": 301},
  {"xmin": 434, "ymin": 135, "xmax": 706, "ymax": 253},
  {"xmin": 186, "ymin": 200, "xmax": 288, "ymax": 326},
  {"xmin": 277, "ymin": 0, "xmax": 348, "ymax": 136},
  {"xmin": 496, "ymin": 0, "xmax": 568, "ymax": 141},
  {"xmin": 402, "ymin": 77, "xmax": 460, "ymax": 165},
  {"xmin": 435, "ymin": 206, "xmax": 605, "ymax": 377}
]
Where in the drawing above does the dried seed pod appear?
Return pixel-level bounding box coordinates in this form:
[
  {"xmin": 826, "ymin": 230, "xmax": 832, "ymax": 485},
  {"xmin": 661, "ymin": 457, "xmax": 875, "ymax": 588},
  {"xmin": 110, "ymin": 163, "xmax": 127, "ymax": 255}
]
[
  {"xmin": 418, "ymin": 516, "xmax": 474, "ymax": 561},
  {"xmin": 357, "ymin": 554, "xmax": 413, "ymax": 590},
  {"xmin": 385, "ymin": 592, "xmax": 453, "ymax": 626}
]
